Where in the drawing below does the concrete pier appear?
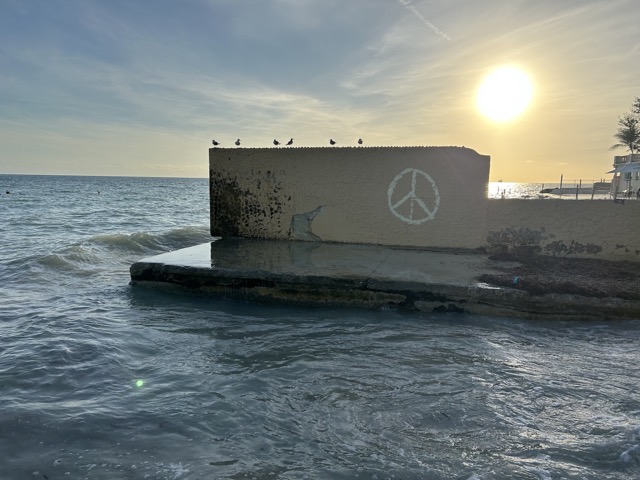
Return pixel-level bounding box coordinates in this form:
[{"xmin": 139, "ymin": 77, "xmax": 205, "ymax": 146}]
[
  {"xmin": 130, "ymin": 146, "xmax": 640, "ymax": 318},
  {"xmin": 130, "ymin": 238, "xmax": 640, "ymax": 320}
]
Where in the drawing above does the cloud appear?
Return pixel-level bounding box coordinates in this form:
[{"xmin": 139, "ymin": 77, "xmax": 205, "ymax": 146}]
[
  {"xmin": 396, "ymin": 0, "xmax": 451, "ymax": 41},
  {"xmin": 1, "ymin": 0, "xmax": 638, "ymax": 180},
  {"xmin": 495, "ymin": 4, "xmax": 597, "ymax": 40}
]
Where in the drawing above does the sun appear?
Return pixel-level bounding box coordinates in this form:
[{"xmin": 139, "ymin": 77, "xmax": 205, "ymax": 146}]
[{"xmin": 476, "ymin": 66, "xmax": 533, "ymax": 122}]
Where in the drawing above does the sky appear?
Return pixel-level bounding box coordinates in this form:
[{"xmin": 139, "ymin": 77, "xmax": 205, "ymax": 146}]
[{"xmin": 1, "ymin": 0, "xmax": 639, "ymax": 181}]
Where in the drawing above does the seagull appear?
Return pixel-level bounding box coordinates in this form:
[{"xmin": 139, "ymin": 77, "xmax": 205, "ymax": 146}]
[
  {"xmin": 273, "ymin": 139, "xmax": 280, "ymax": 146},
  {"xmin": 286, "ymin": 138, "xmax": 294, "ymax": 146},
  {"xmin": 329, "ymin": 139, "xmax": 336, "ymax": 145},
  {"xmin": 357, "ymin": 138, "xmax": 363, "ymax": 145},
  {"xmin": 235, "ymin": 139, "xmax": 241, "ymax": 146},
  {"xmin": 212, "ymin": 139, "xmax": 219, "ymax": 146}
]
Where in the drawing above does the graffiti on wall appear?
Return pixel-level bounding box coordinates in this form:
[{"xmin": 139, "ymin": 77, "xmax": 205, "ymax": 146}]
[{"xmin": 387, "ymin": 168, "xmax": 440, "ymax": 224}]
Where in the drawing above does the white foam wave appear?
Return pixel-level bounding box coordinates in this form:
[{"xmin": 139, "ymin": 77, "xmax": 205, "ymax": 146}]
[
  {"xmin": 90, "ymin": 225, "xmax": 211, "ymax": 253},
  {"xmin": 26, "ymin": 226, "xmax": 212, "ymax": 276},
  {"xmin": 535, "ymin": 468, "xmax": 552, "ymax": 480},
  {"xmin": 620, "ymin": 444, "xmax": 640, "ymax": 462}
]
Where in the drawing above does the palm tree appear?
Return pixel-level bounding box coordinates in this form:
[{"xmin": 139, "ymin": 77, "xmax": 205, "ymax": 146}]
[
  {"xmin": 632, "ymin": 96, "xmax": 640, "ymax": 117},
  {"xmin": 610, "ymin": 114, "xmax": 640, "ymax": 162}
]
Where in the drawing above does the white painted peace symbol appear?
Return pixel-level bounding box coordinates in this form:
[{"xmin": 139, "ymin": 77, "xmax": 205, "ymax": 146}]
[{"xmin": 387, "ymin": 168, "xmax": 440, "ymax": 224}]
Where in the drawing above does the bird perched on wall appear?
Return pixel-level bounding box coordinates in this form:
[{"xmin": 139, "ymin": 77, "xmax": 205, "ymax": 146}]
[
  {"xmin": 329, "ymin": 139, "xmax": 336, "ymax": 145},
  {"xmin": 235, "ymin": 139, "xmax": 241, "ymax": 146},
  {"xmin": 357, "ymin": 138, "xmax": 363, "ymax": 145},
  {"xmin": 273, "ymin": 139, "xmax": 280, "ymax": 146},
  {"xmin": 286, "ymin": 138, "xmax": 294, "ymax": 146},
  {"xmin": 212, "ymin": 139, "xmax": 220, "ymax": 146}
]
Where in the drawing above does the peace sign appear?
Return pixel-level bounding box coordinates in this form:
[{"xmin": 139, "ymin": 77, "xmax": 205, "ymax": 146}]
[{"xmin": 387, "ymin": 168, "xmax": 440, "ymax": 224}]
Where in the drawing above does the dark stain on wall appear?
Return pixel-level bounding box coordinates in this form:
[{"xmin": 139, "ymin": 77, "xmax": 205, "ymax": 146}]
[
  {"xmin": 544, "ymin": 240, "xmax": 603, "ymax": 256},
  {"xmin": 487, "ymin": 226, "xmax": 603, "ymax": 258},
  {"xmin": 486, "ymin": 227, "xmax": 547, "ymax": 258},
  {"xmin": 210, "ymin": 169, "xmax": 291, "ymax": 238},
  {"xmin": 210, "ymin": 170, "xmax": 243, "ymax": 236},
  {"xmin": 614, "ymin": 244, "xmax": 638, "ymax": 255}
]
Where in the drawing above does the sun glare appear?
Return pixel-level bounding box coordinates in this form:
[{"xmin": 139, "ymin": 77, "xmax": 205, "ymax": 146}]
[{"xmin": 476, "ymin": 66, "xmax": 533, "ymax": 122}]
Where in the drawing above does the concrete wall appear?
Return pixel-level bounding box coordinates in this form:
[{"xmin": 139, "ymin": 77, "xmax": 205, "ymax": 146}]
[
  {"xmin": 210, "ymin": 147, "xmax": 490, "ymax": 249},
  {"xmin": 210, "ymin": 146, "xmax": 640, "ymax": 262},
  {"xmin": 486, "ymin": 199, "xmax": 640, "ymax": 260}
]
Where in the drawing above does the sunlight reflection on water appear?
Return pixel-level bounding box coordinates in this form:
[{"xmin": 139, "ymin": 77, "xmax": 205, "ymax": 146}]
[{"xmin": 488, "ymin": 182, "xmax": 613, "ymax": 199}]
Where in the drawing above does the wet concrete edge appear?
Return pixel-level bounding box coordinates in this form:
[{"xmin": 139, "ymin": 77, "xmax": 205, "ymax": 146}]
[{"xmin": 130, "ymin": 260, "xmax": 640, "ymax": 321}]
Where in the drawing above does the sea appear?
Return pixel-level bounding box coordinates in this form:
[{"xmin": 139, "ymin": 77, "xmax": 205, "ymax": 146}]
[
  {"xmin": 487, "ymin": 182, "xmax": 613, "ymax": 200},
  {"xmin": 1, "ymin": 174, "xmax": 639, "ymax": 480}
]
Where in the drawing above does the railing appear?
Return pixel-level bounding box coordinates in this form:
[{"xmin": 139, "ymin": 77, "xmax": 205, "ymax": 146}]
[
  {"xmin": 489, "ymin": 171, "xmax": 640, "ymax": 199},
  {"xmin": 488, "ymin": 180, "xmax": 618, "ymax": 200},
  {"xmin": 542, "ymin": 178, "xmax": 613, "ymax": 199}
]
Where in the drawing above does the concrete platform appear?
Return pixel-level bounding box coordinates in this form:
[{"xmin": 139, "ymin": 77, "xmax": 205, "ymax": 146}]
[{"xmin": 129, "ymin": 238, "xmax": 640, "ymax": 320}]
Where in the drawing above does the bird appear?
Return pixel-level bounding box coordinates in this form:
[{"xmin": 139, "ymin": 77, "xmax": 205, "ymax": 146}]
[
  {"xmin": 235, "ymin": 139, "xmax": 241, "ymax": 146},
  {"xmin": 357, "ymin": 138, "xmax": 363, "ymax": 145},
  {"xmin": 286, "ymin": 138, "xmax": 294, "ymax": 146},
  {"xmin": 329, "ymin": 139, "xmax": 336, "ymax": 145},
  {"xmin": 273, "ymin": 139, "xmax": 280, "ymax": 146},
  {"xmin": 212, "ymin": 139, "xmax": 219, "ymax": 146}
]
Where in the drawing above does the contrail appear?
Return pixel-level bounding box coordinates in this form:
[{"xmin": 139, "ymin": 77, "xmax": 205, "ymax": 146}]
[{"xmin": 397, "ymin": 0, "xmax": 451, "ymax": 41}]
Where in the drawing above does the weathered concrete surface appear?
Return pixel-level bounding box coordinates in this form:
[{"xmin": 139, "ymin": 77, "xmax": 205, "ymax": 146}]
[
  {"xmin": 487, "ymin": 199, "xmax": 640, "ymax": 262},
  {"xmin": 209, "ymin": 146, "xmax": 490, "ymax": 249},
  {"xmin": 209, "ymin": 146, "xmax": 640, "ymax": 262},
  {"xmin": 130, "ymin": 239, "xmax": 640, "ymax": 320}
]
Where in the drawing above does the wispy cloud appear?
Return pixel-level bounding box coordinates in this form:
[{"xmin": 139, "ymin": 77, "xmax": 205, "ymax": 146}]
[
  {"xmin": 396, "ymin": 0, "xmax": 451, "ymax": 41},
  {"xmin": 1, "ymin": 0, "xmax": 638, "ymax": 180},
  {"xmin": 496, "ymin": 4, "xmax": 597, "ymax": 40}
]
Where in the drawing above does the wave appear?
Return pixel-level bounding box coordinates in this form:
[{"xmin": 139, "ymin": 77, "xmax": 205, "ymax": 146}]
[
  {"xmin": 3, "ymin": 226, "xmax": 213, "ymax": 282},
  {"xmin": 89, "ymin": 225, "xmax": 212, "ymax": 254}
]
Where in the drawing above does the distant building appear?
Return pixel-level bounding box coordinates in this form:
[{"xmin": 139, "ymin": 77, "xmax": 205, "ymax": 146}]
[
  {"xmin": 613, "ymin": 153, "xmax": 640, "ymax": 166},
  {"xmin": 611, "ymin": 154, "xmax": 640, "ymax": 197}
]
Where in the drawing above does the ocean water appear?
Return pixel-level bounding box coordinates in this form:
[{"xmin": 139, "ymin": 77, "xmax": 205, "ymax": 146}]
[
  {"xmin": 487, "ymin": 182, "xmax": 613, "ymax": 200},
  {"xmin": 1, "ymin": 174, "xmax": 639, "ymax": 480}
]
